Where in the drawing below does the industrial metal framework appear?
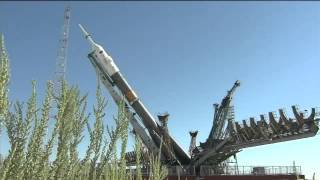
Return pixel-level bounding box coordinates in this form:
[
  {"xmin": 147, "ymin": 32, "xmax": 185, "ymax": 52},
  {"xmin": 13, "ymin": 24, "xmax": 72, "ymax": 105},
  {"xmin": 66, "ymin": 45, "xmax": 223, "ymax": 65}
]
[
  {"xmin": 54, "ymin": 6, "xmax": 70, "ymax": 97},
  {"xmin": 79, "ymin": 25, "xmax": 319, "ymax": 175}
]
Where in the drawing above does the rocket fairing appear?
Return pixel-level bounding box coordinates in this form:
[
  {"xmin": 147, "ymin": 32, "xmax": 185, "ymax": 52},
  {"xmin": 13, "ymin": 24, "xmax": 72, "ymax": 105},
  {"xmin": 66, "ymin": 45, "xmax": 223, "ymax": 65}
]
[{"xmin": 79, "ymin": 24, "xmax": 120, "ymax": 78}]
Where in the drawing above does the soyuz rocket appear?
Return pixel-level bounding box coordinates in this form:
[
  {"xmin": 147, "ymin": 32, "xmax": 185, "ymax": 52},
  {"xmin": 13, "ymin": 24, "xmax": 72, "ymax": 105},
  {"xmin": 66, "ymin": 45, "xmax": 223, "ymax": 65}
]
[{"xmin": 79, "ymin": 24, "xmax": 190, "ymax": 164}]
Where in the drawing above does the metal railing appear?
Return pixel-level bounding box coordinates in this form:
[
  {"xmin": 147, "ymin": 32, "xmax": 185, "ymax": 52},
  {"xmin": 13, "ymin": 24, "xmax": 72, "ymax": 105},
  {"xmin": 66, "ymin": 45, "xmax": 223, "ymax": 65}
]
[
  {"xmin": 200, "ymin": 165, "xmax": 302, "ymax": 176},
  {"xmin": 167, "ymin": 166, "xmax": 195, "ymax": 176},
  {"xmin": 128, "ymin": 165, "xmax": 301, "ymax": 176},
  {"xmin": 129, "ymin": 166, "xmax": 196, "ymax": 176}
]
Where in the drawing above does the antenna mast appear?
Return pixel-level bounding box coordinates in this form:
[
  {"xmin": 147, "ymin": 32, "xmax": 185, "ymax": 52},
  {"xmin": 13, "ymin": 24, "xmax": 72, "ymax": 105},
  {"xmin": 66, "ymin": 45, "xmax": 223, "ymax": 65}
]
[{"xmin": 54, "ymin": 6, "xmax": 70, "ymax": 96}]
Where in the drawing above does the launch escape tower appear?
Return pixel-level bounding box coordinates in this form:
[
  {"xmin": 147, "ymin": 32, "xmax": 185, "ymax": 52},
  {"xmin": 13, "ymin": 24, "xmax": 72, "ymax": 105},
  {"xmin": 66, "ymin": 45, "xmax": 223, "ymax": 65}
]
[{"xmin": 79, "ymin": 25, "xmax": 320, "ymax": 176}]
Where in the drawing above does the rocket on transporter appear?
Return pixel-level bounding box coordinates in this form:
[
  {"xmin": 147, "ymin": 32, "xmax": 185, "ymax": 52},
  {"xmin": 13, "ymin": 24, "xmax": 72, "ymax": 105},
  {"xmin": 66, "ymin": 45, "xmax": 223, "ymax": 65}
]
[{"xmin": 79, "ymin": 24, "xmax": 191, "ymax": 165}]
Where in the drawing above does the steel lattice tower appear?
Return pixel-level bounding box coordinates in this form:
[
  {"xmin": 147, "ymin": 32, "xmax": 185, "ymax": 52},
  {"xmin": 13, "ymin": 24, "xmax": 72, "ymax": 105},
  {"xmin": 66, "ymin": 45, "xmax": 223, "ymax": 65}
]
[{"xmin": 54, "ymin": 6, "xmax": 70, "ymax": 96}]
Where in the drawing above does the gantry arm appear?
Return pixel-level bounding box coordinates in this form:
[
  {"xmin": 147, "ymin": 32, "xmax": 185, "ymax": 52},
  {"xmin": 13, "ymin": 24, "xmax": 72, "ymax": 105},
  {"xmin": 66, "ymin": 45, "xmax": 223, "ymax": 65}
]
[{"xmin": 208, "ymin": 80, "xmax": 240, "ymax": 140}]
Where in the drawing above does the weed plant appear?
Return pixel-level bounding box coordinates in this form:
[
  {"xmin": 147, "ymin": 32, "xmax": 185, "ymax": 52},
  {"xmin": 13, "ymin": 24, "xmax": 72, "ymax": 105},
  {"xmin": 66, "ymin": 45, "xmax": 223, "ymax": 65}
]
[{"xmin": 0, "ymin": 34, "xmax": 168, "ymax": 180}]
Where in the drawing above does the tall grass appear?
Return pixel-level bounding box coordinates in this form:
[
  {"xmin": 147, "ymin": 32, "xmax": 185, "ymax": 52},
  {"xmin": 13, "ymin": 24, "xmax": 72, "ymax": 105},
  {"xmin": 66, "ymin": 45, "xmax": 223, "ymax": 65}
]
[
  {"xmin": 0, "ymin": 34, "xmax": 9, "ymax": 133},
  {"xmin": 0, "ymin": 34, "xmax": 168, "ymax": 180},
  {"xmin": 149, "ymin": 142, "xmax": 168, "ymax": 180}
]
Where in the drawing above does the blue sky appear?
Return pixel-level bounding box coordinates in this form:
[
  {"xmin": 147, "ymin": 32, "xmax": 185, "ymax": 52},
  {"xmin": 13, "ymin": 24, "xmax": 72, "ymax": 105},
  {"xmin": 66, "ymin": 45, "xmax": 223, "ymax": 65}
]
[{"xmin": 1, "ymin": 2, "xmax": 320, "ymax": 178}]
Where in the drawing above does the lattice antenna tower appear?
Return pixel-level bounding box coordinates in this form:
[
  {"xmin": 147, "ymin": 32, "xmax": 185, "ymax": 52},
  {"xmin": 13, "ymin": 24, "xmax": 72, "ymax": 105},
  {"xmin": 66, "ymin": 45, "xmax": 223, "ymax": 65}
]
[{"xmin": 54, "ymin": 6, "xmax": 70, "ymax": 97}]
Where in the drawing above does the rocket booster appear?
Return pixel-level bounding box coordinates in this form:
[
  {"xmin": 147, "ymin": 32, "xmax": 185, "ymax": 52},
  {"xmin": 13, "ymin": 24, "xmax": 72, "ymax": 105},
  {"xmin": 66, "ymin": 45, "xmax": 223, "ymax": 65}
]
[{"xmin": 79, "ymin": 24, "xmax": 190, "ymax": 164}]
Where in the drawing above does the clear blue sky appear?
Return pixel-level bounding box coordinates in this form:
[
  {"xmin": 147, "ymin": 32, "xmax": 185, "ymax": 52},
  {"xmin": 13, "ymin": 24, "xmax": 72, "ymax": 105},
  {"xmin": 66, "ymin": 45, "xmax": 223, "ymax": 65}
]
[{"xmin": 1, "ymin": 2, "xmax": 320, "ymax": 178}]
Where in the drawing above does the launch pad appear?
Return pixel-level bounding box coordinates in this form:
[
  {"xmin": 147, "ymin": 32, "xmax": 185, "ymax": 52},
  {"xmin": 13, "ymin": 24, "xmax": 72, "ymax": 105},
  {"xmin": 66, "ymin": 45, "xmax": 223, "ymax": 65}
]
[{"xmin": 79, "ymin": 24, "xmax": 319, "ymax": 179}]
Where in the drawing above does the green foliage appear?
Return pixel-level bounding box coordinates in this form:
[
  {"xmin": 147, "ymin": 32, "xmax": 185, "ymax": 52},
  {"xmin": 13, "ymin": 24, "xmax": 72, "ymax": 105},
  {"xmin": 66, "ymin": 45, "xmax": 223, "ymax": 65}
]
[
  {"xmin": 0, "ymin": 33, "xmax": 10, "ymax": 131},
  {"xmin": 49, "ymin": 81, "xmax": 89, "ymax": 180},
  {"xmin": 84, "ymin": 86, "xmax": 105, "ymax": 180},
  {"xmin": 0, "ymin": 35, "xmax": 168, "ymax": 180},
  {"xmin": 134, "ymin": 136, "xmax": 143, "ymax": 180},
  {"xmin": 149, "ymin": 141, "xmax": 168, "ymax": 180}
]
